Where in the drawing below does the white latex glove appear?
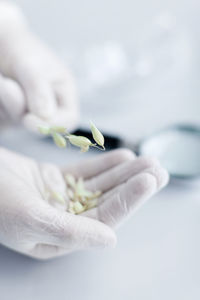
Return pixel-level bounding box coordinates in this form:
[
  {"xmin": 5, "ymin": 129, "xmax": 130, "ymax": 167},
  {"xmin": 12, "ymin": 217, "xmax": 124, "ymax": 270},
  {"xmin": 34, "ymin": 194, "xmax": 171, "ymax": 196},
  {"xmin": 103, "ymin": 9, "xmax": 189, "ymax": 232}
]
[
  {"xmin": 0, "ymin": 73, "xmax": 25, "ymax": 126},
  {"xmin": 0, "ymin": 148, "xmax": 168, "ymax": 259},
  {"xmin": 0, "ymin": 1, "xmax": 78, "ymax": 131}
]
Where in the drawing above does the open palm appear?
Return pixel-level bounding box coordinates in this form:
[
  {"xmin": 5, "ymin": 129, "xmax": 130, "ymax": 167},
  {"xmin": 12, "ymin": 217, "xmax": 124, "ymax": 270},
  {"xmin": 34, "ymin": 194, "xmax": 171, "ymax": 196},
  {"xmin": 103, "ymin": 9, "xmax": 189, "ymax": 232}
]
[{"xmin": 0, "ymin": 148, "xmax": 168, "ymax": 259}]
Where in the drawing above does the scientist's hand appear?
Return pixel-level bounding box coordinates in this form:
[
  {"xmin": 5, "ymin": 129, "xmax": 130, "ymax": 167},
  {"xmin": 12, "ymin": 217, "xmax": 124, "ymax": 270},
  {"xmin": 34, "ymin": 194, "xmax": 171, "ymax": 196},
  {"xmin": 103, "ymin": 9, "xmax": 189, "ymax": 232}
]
[
  {"xmin": 0, "ymin": 73, "xmax": 26, "ymax": 127},
  {"xmin": 0, "ymin": 148, "xmax": 168, "ymax": 260},
  {"xmin": 0, "ymin": 2, "xmax": 78, "ymax": 131}
]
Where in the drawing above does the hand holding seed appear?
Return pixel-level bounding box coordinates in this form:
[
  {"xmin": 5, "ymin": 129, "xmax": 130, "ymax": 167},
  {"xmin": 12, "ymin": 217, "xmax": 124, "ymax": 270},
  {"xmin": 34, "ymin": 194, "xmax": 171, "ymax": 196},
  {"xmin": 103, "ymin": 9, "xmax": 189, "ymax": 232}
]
[
  {"xmin": 39, "ymin": 122, "xmax": 105, "ymax": 214},
  {"xmin": 49, "ymin": 174, "xmax": 101, "ymax": 215},
  {"xmin": 0, "ymin": 2, "xmax": 170, "ymax": 261},
  {"xmin": 0, "ymin": 147, "xmax": 168, "ymax": 259},
  {"xmin": 62, "ymin": 149, "xmax": 169, "ymax": 228},
  {"xmin": 0, "ymin": 1, "xmax": 79, "ymax": 131}
]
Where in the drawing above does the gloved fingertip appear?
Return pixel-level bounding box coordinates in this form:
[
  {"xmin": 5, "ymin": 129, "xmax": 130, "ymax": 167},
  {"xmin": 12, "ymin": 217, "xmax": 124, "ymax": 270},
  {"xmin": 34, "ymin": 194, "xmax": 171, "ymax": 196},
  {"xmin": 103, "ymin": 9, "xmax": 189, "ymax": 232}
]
[
  {"xmin": 158, "ymin": 167, "xmax": 169, "ymax": 189},
  {"xmin": 24, "ymin": 79, "xmax": 57, "ymax": 119},
  {"xmin": 0, "ymin": 76, "xmax": 26, "ymax": 121},
  {"xmin": 103, "ymin": 227, "xmax": 117, "ymax": 248},
  {"xmin": 22, "ymin": 113, "xmax": 48, "ymax": 133},
  {"xmin": 31, "ymin": 100, "xmax": 55, "ymax": 119},
  {"xmin": 52, "ymin": 108, "xmax": 80, "ymax": 132},
  {"xmin": 88, "ymin": 221, "xmax": 117, "ymax": 249},
  {"xmin": 145, "ymin": 166, "xmax": 169, "ymax": 190},
  {"xmin": 111, "ymin": 148, "xmax": 136, "ymax": 163},
  {"xmin": 71, "ymin": 214, "xmax": 117, "ymax": 249},
  {"xmin": 128, "ymin": 172, "xmax": 158, "ymax": 197}
]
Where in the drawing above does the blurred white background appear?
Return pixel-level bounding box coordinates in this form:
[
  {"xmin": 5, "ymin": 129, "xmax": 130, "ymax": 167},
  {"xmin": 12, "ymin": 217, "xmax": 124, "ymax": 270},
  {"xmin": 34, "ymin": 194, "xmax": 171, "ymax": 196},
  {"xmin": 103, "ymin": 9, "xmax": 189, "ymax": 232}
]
[
  {"xmin": 11, "ymin": 0, "xmax": 200, "ymax": 139},
  {"xmin": 0, "ymin": 1, "xmax": 200, "ymax": 299}
]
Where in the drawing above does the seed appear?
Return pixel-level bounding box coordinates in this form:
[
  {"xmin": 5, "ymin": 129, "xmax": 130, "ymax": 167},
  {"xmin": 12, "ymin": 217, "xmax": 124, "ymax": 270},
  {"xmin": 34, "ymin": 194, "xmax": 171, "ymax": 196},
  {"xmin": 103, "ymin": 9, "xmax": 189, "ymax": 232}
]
[
  {"xmin": 75, "ymin": 178, "xmax": 84, "ymax": 194},
  {"xmin": 68, "ymin": 201, "xmax": 76, "ymax": 214},
  {"xmin": 50, "ymin": 126, "xmax": 67, "ymax": 133},
  {"xmin": 80, "ymin": 189, "xmax": 94, "ymax": 198},
  {"xmin": 80, "ymin": 196, "xmax": 87, "ymax": 205},
  {"xmin": 50, "ymin": 175, "xmax": 102, "ymax": 214},
  {"xmin": 52, "ymin": 132, "xmax": 67, "ymax": 148},
  {"xmin": 67, "ymin": 135, "xmax": 92, "ymax": 149},
  {"xmin": 73, "ymin": 201, "xmax": 85, "ymax": 214},
  {"xmin": 38, "ymin": 121, "xmax": 105, "ymax": 152},
  {"xmin": 65, "ymin": 174, "xmax": 76, "ymax": 188},
  {"xmin": 90, "ymin": 190, "xmax": 102, "ymax": 199},
  {"xmin": 68, "ymin": 207, "xmax": 75, "ymax": 214},
  {"xmin": 86, "ymin": 199, "xmax": 98, "ymax": 210},
  {"xmin": 67, "ymin": 188, "xmax": 74, "ymax": 200},
  {"xmin": 90, "ymin": 121, "xmax": 105, "ymax": 148},
  {"xmin": 38, "ymin": 126, "xmax": 50, "ymax": 135},
  {"xmin": 51, "ymin": 191, "xmax": 66, "ymax": 205}
]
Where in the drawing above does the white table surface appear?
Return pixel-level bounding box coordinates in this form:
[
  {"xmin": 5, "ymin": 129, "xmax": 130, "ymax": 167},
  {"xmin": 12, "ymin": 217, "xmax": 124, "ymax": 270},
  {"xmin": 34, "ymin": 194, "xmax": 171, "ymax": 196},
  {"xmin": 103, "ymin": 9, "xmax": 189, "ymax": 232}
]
[{"xmin": 1, "ymin": 0, "xmax": 200, "ymax": 299}]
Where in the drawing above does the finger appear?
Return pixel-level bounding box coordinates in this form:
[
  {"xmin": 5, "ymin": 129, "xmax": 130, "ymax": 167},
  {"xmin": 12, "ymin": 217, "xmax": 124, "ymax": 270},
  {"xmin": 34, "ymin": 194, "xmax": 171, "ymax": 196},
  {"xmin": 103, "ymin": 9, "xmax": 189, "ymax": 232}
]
[
  {"xmin": 49, "ymin": 107, "xmax": 79, "ymax": 132},
  {"xmin": 85, "ymin": 156, "xmax": 161, "ymax": 193},
  {"xmin": 23, "ymin": 109, "xmax": 79, "ymax": 133},
  {"xmin": 0, "ymin": 75, "xmax": 25, "ymax": 122},
  {"xmin": 62, "ymin": 149, "xmax": 136, "ymax": 180},
  {"xmin": 97, "ymin": 168, "xmax": 169, "ymax": 228},
  {"xmin": 23, "ymin": 113, "xmax": 50, "ymax": 133},
  {"xmin": 53, "ymin": 71, "xmax": 77, "ymax": 108},
  {"xmin": 81, "ymin": 185, "xmax": 122, "ymax": 220},
  {"xmin": 50, "ymin": 73, "xmax": 79, "ymax": 132},
  {"xmin": 99, "ymin": 165, "xmax": 169, "ymax": 204},
  {"xmin": 34, "ymin": 204, "xmax": 117, "ymax": 251},
  {"xmin": 82, "ymin": 165, "xmax": 169, "ymax": 220},
  {"xmin": 29, "ymin": 243, "xmax": 70, "ymax": 260},
  {"xmin": 17, "ymin": 71, "xmax": 57, "ymax": 119}
]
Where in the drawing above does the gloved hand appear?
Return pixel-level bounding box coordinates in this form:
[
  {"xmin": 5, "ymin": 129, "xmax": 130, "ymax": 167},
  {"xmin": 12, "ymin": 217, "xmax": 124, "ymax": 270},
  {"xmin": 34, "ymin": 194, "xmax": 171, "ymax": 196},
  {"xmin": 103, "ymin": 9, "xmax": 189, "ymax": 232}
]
[
  {"xmin": 0, "ymin": 148, "xmax": 168, "ymax": 259},
  {"xmin": 0, "ymin": 1, "xmax": 78, "ymax": 131},
  {"xmin": 0, "ymin": 73, "xmax": 26, "ymax": 127}
]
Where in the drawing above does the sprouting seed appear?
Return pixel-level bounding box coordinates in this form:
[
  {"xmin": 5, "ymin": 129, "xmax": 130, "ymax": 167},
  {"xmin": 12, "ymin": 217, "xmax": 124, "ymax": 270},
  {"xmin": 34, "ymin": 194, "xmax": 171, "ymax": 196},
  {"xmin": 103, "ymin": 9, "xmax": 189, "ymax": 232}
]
[
  {"xmin": 65, "ymin": 174, "xmax": 76, "ymax": 188},
  {"xmin": 76, "ymin": 177, "xmax": 84, "ymax": 190},
  {"xmin": 52, "ymin": 132, "xmax": 67, "ymax": 148},
  {"xmin": 38, "ymin": 121, "xmax": 105, "ymax": 153},
  {"xmin": 50, "ymin": 126, "xmax": 67, "ymax": 133},
  {"xmin": 38, "ymin": 126, "xmax": 51, "ymax": 135},
  {"xmin": 80, "ymin": 197, "xmax": 87, "ymax": 205},
  {"xmin": 52, "ymin": 191, "xmax": 66, "ymax": 205},
  {"xmin": 67, "ymin": 135, "xmax": 92, "ymax": 149},
  {"xmin": 86, "ymin": 199, "xmax": 98, "ymax": 210},
  {"xmin": 90, "ymin": 121, "xmax": 105, "ymax": 149},
  {"xmin": 91, "ymin": 190, "xmax": 102, "ymax": 199},
  {"xmin": 49, "ymin": 175, "xmax": 102, "ymax": 215},
  {"xmin": 67, "ymin": 188, "xmax": 74, "ymax": 200},
  {"xmin": 86, "ymin": 190, "xmax": 102, "ymax": 200},
  {"xmin": 81, "ymin": 190, "xmax": 94, "ymax": 198},
  {"xmin": 73, "ymin": 201, "xmax": 85, "ymax": 214},
  {"xmin": 64, "ymin": 174, "xmax": 102, "ymax": 214},
  {"xmin": 74, "ymin": 178, "xmax": 85, "ymax": 198},
  {"xmin": 68, "ymin": 201, "xmax": 76, "ymax": 214}
]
